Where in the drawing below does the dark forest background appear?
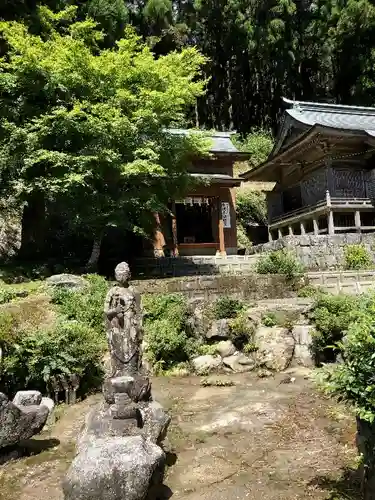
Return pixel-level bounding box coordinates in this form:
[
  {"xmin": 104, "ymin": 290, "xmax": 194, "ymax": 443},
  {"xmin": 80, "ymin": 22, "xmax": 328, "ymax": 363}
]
[{"xmin": 3, "ymin": 0, "xmax": 375, "ymax": 134}]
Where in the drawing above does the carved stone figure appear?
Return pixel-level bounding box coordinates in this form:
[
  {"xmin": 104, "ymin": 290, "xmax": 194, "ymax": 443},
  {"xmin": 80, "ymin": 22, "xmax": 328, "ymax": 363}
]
[
  {"xmin": 63, "ymin": 262, "xmax": 170, "ymax": 500},
  {"xmin": 104, "ymin": 262, "xmax": 143, "ymax": 378}
]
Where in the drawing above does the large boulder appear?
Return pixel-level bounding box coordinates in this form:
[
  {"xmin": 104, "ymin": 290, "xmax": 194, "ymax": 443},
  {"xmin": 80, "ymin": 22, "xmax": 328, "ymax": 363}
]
[
  {"xmin": 13, "ymin": 390, "xmax": 42, "ymax": 407},
  {"xmin": 191, "ymin": 355, "xmax": 222, "ymax": 374},
  {"xmin": 186, "ymin": 298, "xmax": 208, "ymax": 338},
  {"xmin": 46, "ymin": 274, "xmax": 87, "ymax": 291},
  {"xmin": 206, "ymin": 319, "xmax": 231, "ymax": 340},
  {"xmin": 63, "ymin": 435, "xmax": 165, "ymax": 500},
  {"xmin": 216, "ymin": 340, "xmax": 236, "ymax": 358},
  {"xmin": 254, "ymin": 326, "xmax": 295, "ymax": 371},
  {"xmin": 291, "ymin": 325, "xmax": 314, "ymax": 367},
  {"xmin": 0, "ymin": 392, "xmax": 50, "ymax": 449},
  {"xmin": 223, "ymin": 353, "xmax": 255, "ymax": 372}
]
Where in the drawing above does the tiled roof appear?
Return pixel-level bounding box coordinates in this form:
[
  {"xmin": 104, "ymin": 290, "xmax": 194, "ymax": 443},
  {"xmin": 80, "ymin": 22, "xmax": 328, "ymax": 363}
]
[
  {"xmin": 283, "ymin": 97, "xmax": 375, "ymax": 136},
  {"xmin": 189, "ymin": 173, "xmax": 242, "ymax": 185},
  {"xmin": 167, "ymin": 128, "xmax": 241, "ymax": 154}
]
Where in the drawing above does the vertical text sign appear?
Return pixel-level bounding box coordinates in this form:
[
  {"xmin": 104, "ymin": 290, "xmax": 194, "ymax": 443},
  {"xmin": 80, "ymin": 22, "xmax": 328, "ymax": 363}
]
[{"xmin": 221, "ymin": 202, "xmax": 231, "ymax": 228}]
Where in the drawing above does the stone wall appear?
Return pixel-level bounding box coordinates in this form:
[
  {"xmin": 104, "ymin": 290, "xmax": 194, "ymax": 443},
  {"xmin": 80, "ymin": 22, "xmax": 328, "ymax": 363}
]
[
  {"xmin": 248, "ymin": 233, "xmax": 375, "ymax": 270},
  {"xmin": 133, "ymin": 274, "xmax": 302, "ymax": 301},
  {"xmin": 133, "ymin": 269, "xmax": 375, "ymax": 300},
  {"xmin": 134, "ymin": 255, "xmax": 259, "ymax": 278}
]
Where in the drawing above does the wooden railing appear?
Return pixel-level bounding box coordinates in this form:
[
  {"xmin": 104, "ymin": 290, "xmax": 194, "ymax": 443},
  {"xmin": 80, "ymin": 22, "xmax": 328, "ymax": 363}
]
[{"xmin": 270, "ymin": 196, "xmax": 375, "ymax": 225}]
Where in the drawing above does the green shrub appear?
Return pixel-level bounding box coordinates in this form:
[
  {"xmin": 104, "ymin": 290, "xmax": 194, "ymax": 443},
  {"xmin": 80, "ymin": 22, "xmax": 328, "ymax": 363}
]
[
  {"xmin": 213, "ymin": 296, "xmax": 244, "ymax": 319},
  {"xmin": 51, "ymin": 274, "xmax": 109, "ymax": 333},
  {"xmin": 297, "ymin": 285, "xmax": 326, "ymax": 298},
  {"xmin": 0, "ymin": 319, "xmax": 106, "ymax": 396},
  {"xmin": 261, "ymin": 313, "xmax": 277, "ymax": 327},
  {"xmin": 237, "ymin": 223, "xmax": 252, "ymax": 250},
  {"xmin": 229, "ymin": 311, "xmax": 254, "ymax": 349},
  {"xmin": 261, "ymin": 310, "xmax": 299, "ymax": 330},
  {"xmin": 256, "ymin": 250, "xmax": 304, "ymax": 279},
  {"xmin": 197, "ymin": 343, "xmax": 219, "ymax": 356},
  {"xmin": 316, "ymin": 292, "xmax": 375, "ymax": 422},
  {"xmin": 236, "ymin": 190, "xmax": 267, "ymax": 227},
  {"xmin": 142, "ymin": 293, "xmax": 197, "ymax": 369},
  {"xmin": 200, "ymin": 378, "xmax": 235, "ymax": 387},
  {"xmin": 309, "ymin": 293, "xmax": 361, "ymax": 363},
  {"xmin": 344, "ymin": 244, "xmax": 372, "ymax": 270},
  {"xmin": 243, "ymin": 342, "xmax": 258, "ymax": 353}
]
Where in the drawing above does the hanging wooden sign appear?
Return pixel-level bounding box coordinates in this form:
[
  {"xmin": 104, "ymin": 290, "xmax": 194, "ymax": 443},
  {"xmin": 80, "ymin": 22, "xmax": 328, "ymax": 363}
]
[{"xmin": 221, "ymin": 202, "xmax": 231, "ymax": 228}]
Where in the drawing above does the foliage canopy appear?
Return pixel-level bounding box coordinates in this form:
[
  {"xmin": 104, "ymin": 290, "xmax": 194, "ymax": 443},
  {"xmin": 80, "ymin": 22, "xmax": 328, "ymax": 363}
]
[{"xmin": 0, "ymin": 11, "xmax": 208, "ymax": 249}]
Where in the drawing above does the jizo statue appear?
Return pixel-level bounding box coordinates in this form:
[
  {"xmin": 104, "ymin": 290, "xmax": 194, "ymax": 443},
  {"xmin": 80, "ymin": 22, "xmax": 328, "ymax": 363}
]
[{"xmin": 104, "ymin": 262, "xmax": 143, "ymax": 379}]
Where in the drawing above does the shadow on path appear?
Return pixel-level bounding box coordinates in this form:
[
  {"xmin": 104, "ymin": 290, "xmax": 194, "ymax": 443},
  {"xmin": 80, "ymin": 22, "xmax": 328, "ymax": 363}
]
[
  {"xmin": 309, "ymin": 467, "xmax": 362, "ymax": 499},
  {"xmin": 0, "ymin": 438, "xmax": 61, "ymax": 465}
]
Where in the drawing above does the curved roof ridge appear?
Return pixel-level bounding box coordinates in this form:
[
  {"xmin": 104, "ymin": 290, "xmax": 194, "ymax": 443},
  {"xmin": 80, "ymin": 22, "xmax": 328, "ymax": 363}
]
[{"xmin": 283, "ymin": 97, "xmax": 375, "ymax": 115}]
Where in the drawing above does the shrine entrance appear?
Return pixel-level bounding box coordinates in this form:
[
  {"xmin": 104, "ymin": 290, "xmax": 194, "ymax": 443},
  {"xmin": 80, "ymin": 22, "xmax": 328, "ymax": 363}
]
[
  {"xmin": 151, "ymin": 185, "xmax": 238, "ymax": 258},
  {"xmin": 175, "ymin": 197, "xmax": 215, "ymax": 245}
]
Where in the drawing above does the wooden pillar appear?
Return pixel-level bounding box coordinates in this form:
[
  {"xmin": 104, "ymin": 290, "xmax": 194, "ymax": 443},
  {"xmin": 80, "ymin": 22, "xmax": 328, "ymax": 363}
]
[
  {"xmin": 153, "ymin": 212, "xmax": 165, "ymax": 257},
  {"xmin": 300, "ymin": 221, "xmax": 306, "ymax": 235},
  {"xmin": 288, "ymin": 225, "xmax": 294, "ymax": 236},
  {"xmin": 268, "ymin": 229, "xmax": 273, "ymax": 242},
  {"xmin": 171, "ymin": 201, "xmax": 179, "ymax": 257},
  {"xmin": 355, "ymin": 210, "xmax": 361, "ymax": 233},
  {"xmin": 328, "ymin": 210, "xmax": 335, "ymax": 235},
  {"xmin": 277, "ymin": 228, "xmax": 282, "ymax": 239},
  {"xmin": 218, "ymin": 198, "xmax": 226, "ymax": 256},
  {"xmin": 313, "ymin": 218, "xmax": 319, "ymax": 235}
]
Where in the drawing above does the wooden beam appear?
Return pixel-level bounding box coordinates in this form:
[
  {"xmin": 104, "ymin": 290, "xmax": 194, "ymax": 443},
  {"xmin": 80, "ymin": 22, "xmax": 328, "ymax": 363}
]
[
  {"xmin": 313, "ymin": 218, "xmax": 319, "ymax": 235},
  {"xmin": 153, "ymin": 212, "xmax": 165, "ymax": 257},
  {"xmin": 328, "ymin": 210, "xmax": 335, "ymax": 235},
  {"xmin": 218, "ymin": 199, "xmax": 226, "ymax": 256},
  {"xmin": 171, "ymin": 201, "xmax": 179, "ymax": 257},
  {"xmin": 355, "ymin": 210, "xmax": 361, "ymax": 233}
]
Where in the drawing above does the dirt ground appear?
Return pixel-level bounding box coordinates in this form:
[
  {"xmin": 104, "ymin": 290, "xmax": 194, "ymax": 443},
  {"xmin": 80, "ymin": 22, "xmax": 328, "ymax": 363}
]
[{"xmin": 0, "ymin": 368, "xmax": 361, "ymax": 500}]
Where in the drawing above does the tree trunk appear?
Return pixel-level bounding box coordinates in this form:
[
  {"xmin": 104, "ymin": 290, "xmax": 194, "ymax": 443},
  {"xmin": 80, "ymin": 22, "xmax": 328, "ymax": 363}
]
[
  {"xmin": 86, "ymin": 234, "xmax": 103, "ymax": 271},
  {"xmin": 19, "ymin": 191, "xmax": 46, "ymax": 260}
]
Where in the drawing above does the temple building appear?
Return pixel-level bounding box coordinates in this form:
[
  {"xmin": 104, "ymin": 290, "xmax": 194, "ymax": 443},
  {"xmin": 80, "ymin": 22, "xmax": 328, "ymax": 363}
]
[
  {"xmin": 241, "ymin": 98, "xmax": 375, "ymax": 240},
  {"xmin": 150, "ymin": 130, "xmax": 248, "ymax": 257}
]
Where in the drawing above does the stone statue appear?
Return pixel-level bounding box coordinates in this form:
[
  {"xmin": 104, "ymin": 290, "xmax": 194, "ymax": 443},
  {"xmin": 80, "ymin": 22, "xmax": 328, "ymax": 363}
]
[
  {"xmin": 63, "ymin": 262, "xmax": 171, "ymax": 500},
  {"xmin": 104, "ymin": 262, "xmax": 143, "ymax": 378}
]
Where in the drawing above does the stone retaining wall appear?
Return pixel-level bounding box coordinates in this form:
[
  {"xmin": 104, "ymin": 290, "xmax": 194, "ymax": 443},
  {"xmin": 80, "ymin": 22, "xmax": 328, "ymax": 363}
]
[
  {"xmin": 248, "ymin": 233, "xmax": 375, "ymax": 270},
  {"xmin": 133, "ymin": 274, "xmax": 301, "ymax": 301},
  {"xmin": 309, "ymin": 270, "xmax": 375, "ymax": 295},
  {"xmin": 134, "ymin": 255, "xmax": 258, "ymax": 278},
  {"xmin": 133, "ymin": 270, "xmax": 375, "ymax": 300}
]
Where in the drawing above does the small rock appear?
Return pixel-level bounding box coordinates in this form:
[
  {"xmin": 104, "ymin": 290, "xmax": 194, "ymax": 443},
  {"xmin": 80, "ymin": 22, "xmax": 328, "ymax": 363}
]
[
  {"xmin": 216, "ymin": 340, "xmax": 236, "ymax": 358},
  {"xmin": 279, "ymin": 376, "xmax": 295, "ymax": 385},
  {"xmin": 0, "ymin": 392, "xmax": 50, "ymax": 449},
  {"xmin": 206, "ymin": 319, "xmax": 230, "ymax": 340},
  {"xmin": 63, "ymin": 435, "xmax": 165, "ymax": 500},
  {"xmin": 40, "ymin": 397, "xmax": 55, "ymax": 413},
  {"xmin": 257, "ymin": 368, "xmax": 273, "ymax": 378},
  {"xmin": 13, "ymin": 390, "xmax": 42, "ymax": 407},
  {"xmin": 139, "ymin": 401, "xmax": 171, "ymax": 445},
  {"xmin": 46, "ymin": 274, "xmax": 87, "ymax": 291},
  {"xmin": 223, "ymin": 353, "xmax": 255, "ymax": 373},
  {"xmin": 192, "ymin": 355, "xmax": 222, "ymax": 374}
]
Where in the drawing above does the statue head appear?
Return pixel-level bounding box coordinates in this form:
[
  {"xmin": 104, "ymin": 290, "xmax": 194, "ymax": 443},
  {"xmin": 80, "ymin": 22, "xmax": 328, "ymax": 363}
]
[{"xmin": 115, "ymin": 262, "xmax": 131, "ymax": 285}]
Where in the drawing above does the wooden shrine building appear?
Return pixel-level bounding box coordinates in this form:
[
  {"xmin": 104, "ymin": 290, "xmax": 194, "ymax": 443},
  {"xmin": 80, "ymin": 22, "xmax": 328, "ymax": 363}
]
[
  {"xmin": 151, "ymin": 130, "xmax": 248, "ymax": 257},
  {"xmin": 241, "ymin": 98, "xmax": 375, "ymax": 240}
]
